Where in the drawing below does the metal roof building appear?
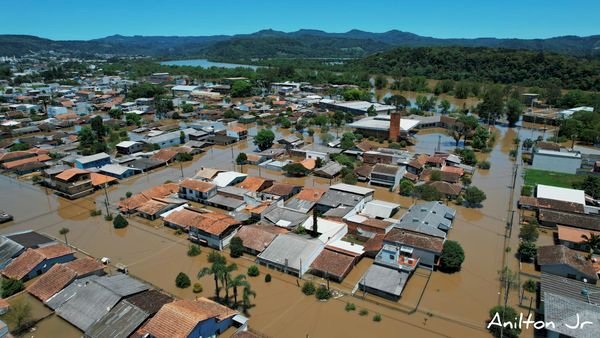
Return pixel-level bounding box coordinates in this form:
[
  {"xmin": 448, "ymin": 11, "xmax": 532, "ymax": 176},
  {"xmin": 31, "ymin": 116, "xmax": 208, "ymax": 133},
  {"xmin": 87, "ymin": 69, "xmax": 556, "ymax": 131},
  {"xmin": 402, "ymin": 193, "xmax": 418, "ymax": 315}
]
[
  {"xmin": 85, "ymin": 300, "xmax": 150, "ymax": 338},
  {"xmin": 257, "ymin": 234, "xmax": 324, "ymax": 277}
]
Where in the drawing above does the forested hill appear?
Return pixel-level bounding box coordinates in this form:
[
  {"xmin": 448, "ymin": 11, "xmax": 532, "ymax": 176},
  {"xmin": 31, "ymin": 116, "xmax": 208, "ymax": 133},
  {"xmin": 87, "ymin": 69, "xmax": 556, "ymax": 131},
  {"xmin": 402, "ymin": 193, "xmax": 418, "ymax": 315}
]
[
  {"xmin": 0, "ymin": 29, "xmax": 599, "ymax": 58},
  {"xmin": 351, "ymin": 46, "xmax": 600, "ymax": 91}
]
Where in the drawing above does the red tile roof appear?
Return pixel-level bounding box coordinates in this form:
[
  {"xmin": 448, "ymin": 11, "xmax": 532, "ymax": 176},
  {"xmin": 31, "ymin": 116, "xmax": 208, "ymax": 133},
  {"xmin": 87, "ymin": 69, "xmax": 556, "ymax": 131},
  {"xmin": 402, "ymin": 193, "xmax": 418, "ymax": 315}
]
[
  {"xmin": 136, "ymin": 298, "xmax": 237, "ymax": 338},
  {"xmin": 236, "ymin": 225, "xmax": 284, "ymax": 253},
  {"xmin": 55, "ymin": 168, "xmax": 90, "ymax": 181},
  {"xmin": 90, "ymin": 172, "xmax": 118, "ymax": 187},
  {"xmin": 296, "ymin": 188, "xmax": 326, "ymax": 202},
  {"xmin": 63, "ymin": 257, "xmax": 104, "ymax": 276},
  {"xmin": 180, "ymin": 178, "xmax": 216, "ymax": 193},
  {"xmin": 27, "ymin": 264, "xmax": 77, "ymax": 301},
  {"xmin": 237, "ymin": 176, "xmax": 272, "ymax": 192},
  {"xmin": 2, "ymin": 154, "xmax": 51, "ymax": 169},
  {"xmin": 385, "ymin": 228, "xmax": 444, "ymax": 253},
  {"xmin": 310, "ymin": 248, "xmax": 355, "ymax": 279},
  {"xmin": 2, "ymin": 249, "xmax": 44, "ymax": 280}
]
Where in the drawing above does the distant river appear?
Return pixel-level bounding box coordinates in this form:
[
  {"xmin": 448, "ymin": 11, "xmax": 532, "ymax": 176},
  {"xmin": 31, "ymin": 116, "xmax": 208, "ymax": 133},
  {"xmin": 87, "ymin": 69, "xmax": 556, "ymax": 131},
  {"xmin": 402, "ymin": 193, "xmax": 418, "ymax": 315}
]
[{"xmin": 160, "ymin": 59, "xmax": 258, "ymax": 69}]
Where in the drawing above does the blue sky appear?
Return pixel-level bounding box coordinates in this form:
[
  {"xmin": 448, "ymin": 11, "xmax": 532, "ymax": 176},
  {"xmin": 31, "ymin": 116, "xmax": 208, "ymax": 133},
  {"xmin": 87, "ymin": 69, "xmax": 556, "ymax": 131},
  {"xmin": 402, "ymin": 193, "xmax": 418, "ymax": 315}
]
[{"xmin": 1, "ymin": 0, "xmax": 598, "ymax": 40}]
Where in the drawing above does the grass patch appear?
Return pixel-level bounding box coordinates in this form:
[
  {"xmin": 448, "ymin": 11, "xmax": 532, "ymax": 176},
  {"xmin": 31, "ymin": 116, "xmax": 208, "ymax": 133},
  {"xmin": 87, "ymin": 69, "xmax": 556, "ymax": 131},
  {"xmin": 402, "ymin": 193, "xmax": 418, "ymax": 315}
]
[{"xmin": 524, "ymin": 169, "xmax": 585, "ymax": 189}]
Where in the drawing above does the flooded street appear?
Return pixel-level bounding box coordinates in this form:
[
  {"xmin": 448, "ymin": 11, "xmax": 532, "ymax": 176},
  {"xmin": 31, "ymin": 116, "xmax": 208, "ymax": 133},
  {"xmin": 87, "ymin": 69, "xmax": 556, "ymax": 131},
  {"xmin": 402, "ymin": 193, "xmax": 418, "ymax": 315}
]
[{"xmin": 0, "ymin": 124, "xmax": 552, "ymax": 338}]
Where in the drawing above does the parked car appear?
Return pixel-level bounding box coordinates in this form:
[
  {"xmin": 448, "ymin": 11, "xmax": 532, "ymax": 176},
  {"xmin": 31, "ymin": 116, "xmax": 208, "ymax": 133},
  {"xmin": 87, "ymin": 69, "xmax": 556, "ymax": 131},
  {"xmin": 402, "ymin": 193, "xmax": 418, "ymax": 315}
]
[{"xmin": 0, "ymin": 211, "xmax": 13, "ymax": 223}]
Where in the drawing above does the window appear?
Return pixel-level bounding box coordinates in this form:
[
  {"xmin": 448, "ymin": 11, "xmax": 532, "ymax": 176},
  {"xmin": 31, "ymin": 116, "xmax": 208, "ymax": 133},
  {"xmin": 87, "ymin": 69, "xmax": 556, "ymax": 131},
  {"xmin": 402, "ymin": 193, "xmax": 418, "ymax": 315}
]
[{"xmin": 389, "ymin": 254, "xmax": 394, "ymax": 260}]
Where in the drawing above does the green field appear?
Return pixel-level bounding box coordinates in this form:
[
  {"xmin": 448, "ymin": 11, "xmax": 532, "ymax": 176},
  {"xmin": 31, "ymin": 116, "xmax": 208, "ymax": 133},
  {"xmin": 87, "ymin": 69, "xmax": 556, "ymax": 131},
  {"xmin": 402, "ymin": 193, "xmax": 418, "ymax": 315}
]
[{"xmin": 524, "ymin": 169, "xmax": 586, "ymax": 189}]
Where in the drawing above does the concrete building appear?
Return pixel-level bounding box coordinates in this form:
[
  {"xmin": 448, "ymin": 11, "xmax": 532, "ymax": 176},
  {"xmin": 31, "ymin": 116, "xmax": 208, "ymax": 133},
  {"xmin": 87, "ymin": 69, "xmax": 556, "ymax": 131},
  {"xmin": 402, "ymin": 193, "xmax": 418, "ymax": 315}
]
[
  {"xmin": 74, "ymin": 152, "xmax": 111, "ymax": 169},
  {"xmin": 532, "ymin": 148, "xmax": 582, "ymax": 174},
  {"xmin": 369, "ymin": 163, "xmax": 405, "ymax": 189},
  {"xmin": 116, "ymin": 141, "xmax": 144, "ymax": 155},
  {"xmin": 257, "ymin": 233, "xmax": 324, "ymax": 277},
  {"xmin": 537, "ymin": 245, "xmax": 598, "ymax": 283},
  {"xmin": 319, "ymin": 99, "xmax": 395, "ymax": 115},
  {"xmin": 348, "ymin": 114, "xmax": 420, "ymax": 141}
]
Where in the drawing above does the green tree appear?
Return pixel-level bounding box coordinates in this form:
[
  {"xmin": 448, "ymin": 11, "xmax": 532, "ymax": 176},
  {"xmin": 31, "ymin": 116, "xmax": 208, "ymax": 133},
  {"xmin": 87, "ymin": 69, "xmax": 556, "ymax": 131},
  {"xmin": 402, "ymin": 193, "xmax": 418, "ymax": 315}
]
[
  {"xmin": 438, "ymin": 99, "xmax": 451, "ymax": 114},
  {"xmin": 187, "ymin": 244, "xmax": 201, "ymax": 256},
  {"xmin": 254, "ymin": 129, "xmax": 275, "ymax": 151},
  {"xmin": 125, "ymin": 113, "xmax": 142, "ymax": 127},
  {"xmin": 181, "ymin": 103, "xmax": 194, "ymax": 113},
  {"xmin": 283, "ymin": 163, "xmax": 310, "ymax": 176},
  {"xmin": 374, "ymin": 75, "xmax": 387, "ymax": 89},
  {"xmin": 1, "ymin": 278, "xmax": 24, "ymax": 298},
  {"xmin": 228, "ymin": 274, "xmax": 249, "ymax": 305},
  {"xmin": 464, "ymin": 186, "xmax": 487, "ymax": 206},
  {"xmin": 113, "ymin": 214, "xmax": 129, "ymax": 229},
  {"xmin": 384, "ymin": 94, "xmax": 410, "ymax": 111},
  {"xmin": 366, "ymin": 105, "xmax": 377, "ymax": 116},
  {"xmin": 340, "ymin": 132, "xmax": 356, "ymax": 150},
  {"xmin": 236, "ymin": 153, "xmax": 248, "ymax": 166},
  {"xmin": 439, "ymin": 240, "xmax": 465, "ymax": 272},
  {"xmin": 488, "ymin": 305, "xmax": 521, "ymax": 338},
  {"xmin": 400, "ymin": 179, "xmax": 414, "ymax": 196},
  {"xmin": 231, "ymin": 80, "xmax": 253, "ymax": 97},
  {"xmin": 179, "ymin": 131, "xmax": 186, "ymax": 144},
  {"xmin": 301, "ymin": 281, "xmax": 316, "ymax": 295},
  {"xmin": 430, "ymin": 170, "xmax": 442, "ymax": 182},
  {"xmin": 108, "ymin": 108, "xmax": 123, "ymax": 119},
  {"xmin": 454, "ymin": 81, "xmax": 470, "ymax": 99},
  {"xmin": 479, "ymin": 85, "xmax": 504, "ymax": 123},
  {"xmin": 242, "ymin": 284, "xmax": 256, "ymax": 313},
  {"xmin": 472, "ymin": 126, "xmax": 490, "ymax": 150},
  {"xmin": 175, "ymin": 272, "xmax": 191, "ymax": 288},
  {"xmin": 198, "ymin": 260, "xmax": 225, "ymax": 300},
  {"xmin": 59, "ymin": 227, "xmax": 70, "ymax": 247},
  {"xmin": 342, "ymin": 171, "xmax": 358, "ymax": 185},
  {"xmin": 414, "ymin": 185, "xmax": 443, "ymax": 201},
  {"xmin": 505, "ymin": 98, "xmax": 523, "ymax": 127},
  {"xmin": 315, "ymin": 285, "xmax": 331, "ymax": 300},
  {"xmin": 230, "ymin": 236, "xmax": 244, "ymax": 258},
  {"xmin": 519, "ymin": 223, "xmax": 539, "ymax": 242},
  {"xmin": 9, "ymin": 142, "xmax": 30, "ymax": 152},
  {"xmin": 574, "ymin": 176, "xmax": 600, "ymax": 199},
  {"xmin": 517, "ymin": 241, "xmax": 537, "ymax": 262},
  {"xmin": 247, "ymin": 265, "xmax": 260, "ymax": 277},
  {"xmin": 5, "ymin": 300, "xmax": 32, "ymax": 332},
  {"xmin": 580, "ymin": 233, "xmax": 600, "ymax": 255}
]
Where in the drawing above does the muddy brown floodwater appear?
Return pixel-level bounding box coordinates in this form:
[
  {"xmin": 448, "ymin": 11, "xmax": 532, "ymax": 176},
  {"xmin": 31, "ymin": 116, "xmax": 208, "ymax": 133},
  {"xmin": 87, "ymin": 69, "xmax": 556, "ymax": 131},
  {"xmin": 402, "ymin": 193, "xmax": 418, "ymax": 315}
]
[{"xmin": 0, "ymin": 125, "xmax": 552, "ymax": 338}]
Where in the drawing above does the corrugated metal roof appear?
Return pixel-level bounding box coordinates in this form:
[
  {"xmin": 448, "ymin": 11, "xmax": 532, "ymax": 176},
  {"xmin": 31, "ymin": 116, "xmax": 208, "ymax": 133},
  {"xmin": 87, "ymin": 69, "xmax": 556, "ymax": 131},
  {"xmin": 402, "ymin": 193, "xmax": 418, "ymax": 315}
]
[
  {"xmin": 0, "ymin": 237, "xmax": 24, "ymax": 267},
  {"xmin": 85, "ymin": 300, "xmax": 149, "ymax": 338}
]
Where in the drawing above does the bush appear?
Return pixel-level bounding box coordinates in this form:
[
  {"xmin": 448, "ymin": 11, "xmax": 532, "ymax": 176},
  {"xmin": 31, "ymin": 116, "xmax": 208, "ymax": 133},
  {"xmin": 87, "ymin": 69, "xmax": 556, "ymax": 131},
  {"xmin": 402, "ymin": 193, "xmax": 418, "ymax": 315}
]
[
  {"xmin": 175, "ymin": 228, "xmax": 183, "ymax": 235},
  {"xmin": 187, "ymin": 244, "xmax": 201, "ymax": 257},
  {"xmin": 488, "ymin": 306, "xmax": 521, "ymax": 338},
  {"xmin": 301, "ymin": 281, "xmax": 316, "ymax": 295},
  {"xmin": 315, "ymin": 285, "xmax": 331, "ymax": 300},
  {"xmin": 247, "ymin": 265, "xmax": 260, "ymax": 277},
  {"xmin": 345, "ymin": 303, "xmax": 356, "ymax": 312},
  {"xmin": 477, "ymin": 161, "xmax": 491, "ymax": 169},
  {"xmin": 439, "ymin": 240, "xmax": 465, "ymax": 273},
  {"xmin": 373, "ymin": 314, "xmax": 382, "ymax": 322},
  {"xmin": 229, "ymin": 236, "xmax": 244, "ymax": 258},
  {"xmin": 264, "ymin": 274, "xmax": 272, "ymax": 283},
  {"xmin": 521, "ymin": 185, "xmax": 533, "ymax": 196},
  {"xmin": 125, "ymin": 191, "xmax": 132, "ymax": 198},
  {"xmin": 1, "ymin": 278, "xmax": 24, "ymax": 298},
  {"xmin": 90, "ymin": 209, "xmax": 102, "ymax": 217},
  {"xmin": 104, "ymin": 214, "xmax": 113, "ymax": 221},
  {"xmin": 193, "ymin": 283, "xmax": 203, "ymax": 293},
  {"xmin": 113, "ymin": 214, "xmax": 129, "ymax": 229},
  {"xmin": 359, "ymin": 309, "xmax": 369, "ymax": 316},
  {"xmin": 175, "ymin": 272, "xmax": 191, "ymax": 288}
]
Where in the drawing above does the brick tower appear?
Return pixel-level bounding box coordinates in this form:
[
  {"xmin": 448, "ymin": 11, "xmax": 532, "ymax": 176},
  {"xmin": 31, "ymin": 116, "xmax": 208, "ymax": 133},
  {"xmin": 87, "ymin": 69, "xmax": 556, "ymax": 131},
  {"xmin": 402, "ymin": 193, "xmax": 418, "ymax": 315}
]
[{"xmin": 389, "ymin": 111, "xmax": 401, "ymax": 141}]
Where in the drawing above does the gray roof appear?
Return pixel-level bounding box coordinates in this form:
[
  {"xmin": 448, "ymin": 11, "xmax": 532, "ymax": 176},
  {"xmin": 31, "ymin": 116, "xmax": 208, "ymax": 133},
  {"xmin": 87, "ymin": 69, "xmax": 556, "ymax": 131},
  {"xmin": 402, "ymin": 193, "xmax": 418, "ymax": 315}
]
[
  {"xmin": 207, "ymin": 195, "xmax": 245, "ymax": 210},
  {"xmin": 46, "ymin": 274, "xmax": 149, "ymax": 332},
  {"xmin": 75, "ymin": 152, "xmax": 110, "ymax": 165},
  {"xmin": 6, "ymin": 230, "xmax": 54, "ymax": 248},
  {"xmin": 543, "ymin": 292, "xmax": 600, "ymax": 338},
  {"xmin": 257, "ymin": 234, "xmax": 324, "ymax": 272},
  {"xmin": 262, "ymin": 206, "xmax": 309, "ymax": 228},
  {"xmin": 540, "ymin": 272, "xmax": 600, "ymax": 304},
  {"xmin": 46, "ymin": 276, "xmax": 120, "ymax": 331},
  {"xmin": 323, "ymin": 206, "xmax": 354, "ymax": 218},
  {"xmin": 218, "ymin": 186, "xmax": 250, "ymax": 198},
  {"xmin": 285, "ymin": 198, "xmax": 316, "ymax": 213},
  {"xmin": 395, "ymin": 201, "xmax": 455, "ymax": 238},
  {"xmin": 317, "ymin": 190, "xmax": 364, "ymax": 209},
  {"xmin": 359, "ymin": 264, "xmax": 408, "ymax": 297},
  {"xmin": 85, "ymin": 300, "xmax": 150, "ymax": 338},
  {"xmin": 313, "ymin": 161, "xmax": 343, "ymax": 177},
  {"xmin": 0, "ymin": 237, "xmax": 24, "ymax": 267},
  {"xmin": 93, "ymin": 274, "xmax": 149, "ymax": 297}
]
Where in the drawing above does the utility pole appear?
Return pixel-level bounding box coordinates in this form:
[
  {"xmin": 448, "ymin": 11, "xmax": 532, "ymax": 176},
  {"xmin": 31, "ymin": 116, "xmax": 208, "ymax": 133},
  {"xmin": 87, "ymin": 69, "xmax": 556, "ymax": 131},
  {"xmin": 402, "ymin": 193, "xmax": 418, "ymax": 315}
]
[
  {"xmin": 103, "ymin": 183, "xmax": 110, "ymax": 216},
  {"xmin": 179, "ymin": 160, "xmax": 184, "ymax": 178}
]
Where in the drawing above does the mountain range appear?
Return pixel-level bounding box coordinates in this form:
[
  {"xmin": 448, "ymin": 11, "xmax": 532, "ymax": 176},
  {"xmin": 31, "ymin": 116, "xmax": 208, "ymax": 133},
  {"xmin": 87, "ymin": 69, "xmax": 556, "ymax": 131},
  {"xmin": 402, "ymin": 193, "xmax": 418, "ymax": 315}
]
[{"xmin": 1, "ymin": 29, "xmax": 599, "ymax": 59}]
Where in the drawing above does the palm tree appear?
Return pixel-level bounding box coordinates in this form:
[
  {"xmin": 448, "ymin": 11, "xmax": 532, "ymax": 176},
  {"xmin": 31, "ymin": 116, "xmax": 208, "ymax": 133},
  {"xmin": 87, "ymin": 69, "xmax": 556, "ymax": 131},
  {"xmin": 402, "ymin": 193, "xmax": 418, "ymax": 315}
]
[
  {"xmin": 219, "ymin": 263, "xmax": 238, "ymax": 303},
  {"xmin": 242, "ymin": 284, "xmax": 256, "ymax": 313},
  {"xmin": 228, "ymin": 274, "xmax": 248, "ymax": 306},
  {"xmin": 198, "ymin": 262, "xmax": 225, "ymax": 300},
  {"xmin": 580, "ymin": 233, "xmax": 600, "ymax": 255},
  {"xmin": 59, "ymin": 227, "xmax": 70, "ymax": 247}
]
